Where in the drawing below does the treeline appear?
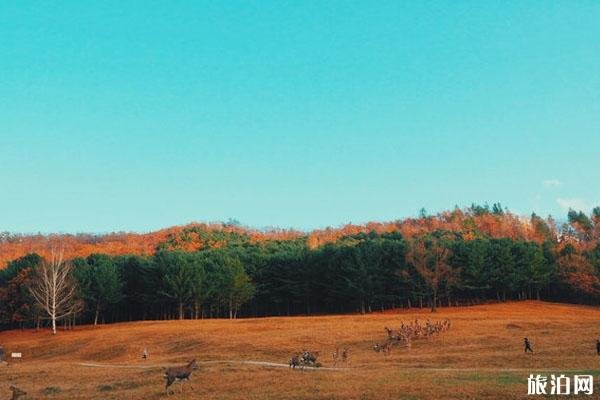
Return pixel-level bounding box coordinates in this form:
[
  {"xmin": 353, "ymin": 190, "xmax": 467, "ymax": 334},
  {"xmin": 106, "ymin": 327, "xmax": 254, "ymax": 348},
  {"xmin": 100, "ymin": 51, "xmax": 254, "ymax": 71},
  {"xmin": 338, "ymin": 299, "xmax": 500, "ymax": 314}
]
[
  {"xmin": 1, "ymin": 234, "xmax": 599, "ymax": 330},
  {"xmin": 0, "ymin": 202, "xmax": 582, "ymax": 267},
  {"xmin": 1, "ymin": 205, "xmax": 600, "ymax": 330}
]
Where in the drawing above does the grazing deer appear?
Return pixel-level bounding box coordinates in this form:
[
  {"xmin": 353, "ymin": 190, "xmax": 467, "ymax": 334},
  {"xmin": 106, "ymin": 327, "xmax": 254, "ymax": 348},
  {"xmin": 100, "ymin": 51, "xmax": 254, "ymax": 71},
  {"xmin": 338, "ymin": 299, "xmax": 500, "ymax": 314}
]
[
  {"xmin": 289, "ymin": 350, "xmax": 321, "ymax": 369},
  {"xmin": 164, "ymin": 359, "xmax": 199, "ymax": 394},
  {"xmin": 9, "ymin": 386, "xmax": 26, "ymax": 400},
  {"xmin": 299, "ymin": 350, "xmax": 319, "ymax": 367},
  {"xmin": 385, "ymin": 327, "xmax": 405, "ymax": 341},
  {"xmin": 289, "ymin": 354, "xmax": 300, "ymax": 369},
  {"xmin": 373, "ymin": 341, "xmax": 393, "ymax": 356}
]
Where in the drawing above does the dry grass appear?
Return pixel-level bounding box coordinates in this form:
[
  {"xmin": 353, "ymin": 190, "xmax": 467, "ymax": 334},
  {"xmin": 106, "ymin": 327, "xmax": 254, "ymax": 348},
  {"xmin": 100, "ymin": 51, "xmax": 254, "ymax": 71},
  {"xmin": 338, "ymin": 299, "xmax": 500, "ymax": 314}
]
[{"xmin": 1, "ymin": 301, "xmax": 599, "ymax": 399}]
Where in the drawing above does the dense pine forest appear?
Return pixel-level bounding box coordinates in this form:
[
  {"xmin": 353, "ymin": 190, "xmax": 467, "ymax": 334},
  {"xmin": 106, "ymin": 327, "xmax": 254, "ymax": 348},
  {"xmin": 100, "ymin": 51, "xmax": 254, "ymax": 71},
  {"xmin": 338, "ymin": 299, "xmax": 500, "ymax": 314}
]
[{"xmin": 1, "ymin": 204, "xmax": 599, "ymax": 329}]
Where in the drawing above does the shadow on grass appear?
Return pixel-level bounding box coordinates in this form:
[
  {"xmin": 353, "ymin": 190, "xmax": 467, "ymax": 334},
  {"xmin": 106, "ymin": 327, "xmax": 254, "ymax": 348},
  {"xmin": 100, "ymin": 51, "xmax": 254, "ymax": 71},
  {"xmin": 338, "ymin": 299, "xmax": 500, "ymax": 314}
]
[{"xmin": 97, "ymin": 381, "xmax": 141, "ymax": 392}]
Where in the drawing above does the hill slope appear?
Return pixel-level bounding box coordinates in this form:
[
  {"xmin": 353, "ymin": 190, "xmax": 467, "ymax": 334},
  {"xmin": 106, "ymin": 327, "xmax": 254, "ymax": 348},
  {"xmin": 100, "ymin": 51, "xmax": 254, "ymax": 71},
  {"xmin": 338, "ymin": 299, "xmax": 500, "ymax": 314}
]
[
  {"xmin": 1, "ymin": 206, "xmax": 557, "ymax": 267},
  {"xmin": 1, "ymin": 301, "xmax": 599, "ymax": 399}
]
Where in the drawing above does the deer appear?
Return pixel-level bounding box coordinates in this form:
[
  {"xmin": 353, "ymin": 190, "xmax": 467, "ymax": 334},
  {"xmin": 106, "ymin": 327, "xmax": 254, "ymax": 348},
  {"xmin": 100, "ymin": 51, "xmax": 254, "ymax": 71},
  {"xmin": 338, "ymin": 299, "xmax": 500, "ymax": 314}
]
[
  {"xmin": 332, "ymin": 347, "xmax": 350, "ymax": 366},
  {"xmin": 299, "ymin": 350, "xmax": 319, "ymax": 367},
  {"xmin": 384, "ymin": 327, "xmax": 403, "ymax": 341},
  {"xmin": 9, "ymin": 386, "xmax": 26, "ymax": 400},
  {"xmin": 289, "ymin": 354, "xmax": 301, "ymax": 369},
  {"xmin": 341, "ymin": 348, "xmax": 350, "ymax": 365},
  {"xmin": 164, "ymin": 359, "xmax": 199, "ymax": 395},
  {"xmin": 373, "ymin": 341, "xmax": 393, "ymax": 357}
]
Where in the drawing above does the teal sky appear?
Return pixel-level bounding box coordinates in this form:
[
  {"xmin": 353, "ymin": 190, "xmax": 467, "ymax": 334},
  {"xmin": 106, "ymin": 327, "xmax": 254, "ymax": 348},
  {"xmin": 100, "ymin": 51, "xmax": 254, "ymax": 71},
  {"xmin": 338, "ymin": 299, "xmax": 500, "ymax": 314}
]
[{"xmin": 1, "ymin": 1, "xmax": 599, "ymax": 233}]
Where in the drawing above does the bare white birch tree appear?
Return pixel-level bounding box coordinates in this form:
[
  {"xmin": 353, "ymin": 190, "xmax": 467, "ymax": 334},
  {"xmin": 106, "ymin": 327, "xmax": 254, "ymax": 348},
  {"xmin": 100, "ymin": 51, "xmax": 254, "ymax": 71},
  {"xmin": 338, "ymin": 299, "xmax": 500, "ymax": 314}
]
[{"xmin": 28, "ymin": 249, "xmax": 81, "ymax": 335}]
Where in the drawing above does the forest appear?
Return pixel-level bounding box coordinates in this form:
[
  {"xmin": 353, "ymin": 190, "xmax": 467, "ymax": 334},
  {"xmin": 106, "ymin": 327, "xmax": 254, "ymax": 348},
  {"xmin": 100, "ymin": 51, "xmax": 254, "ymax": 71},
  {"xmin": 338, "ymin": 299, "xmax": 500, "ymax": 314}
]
[{"xmin": 1, "ymin": 204, "xmax": 599, "ymax": 330}]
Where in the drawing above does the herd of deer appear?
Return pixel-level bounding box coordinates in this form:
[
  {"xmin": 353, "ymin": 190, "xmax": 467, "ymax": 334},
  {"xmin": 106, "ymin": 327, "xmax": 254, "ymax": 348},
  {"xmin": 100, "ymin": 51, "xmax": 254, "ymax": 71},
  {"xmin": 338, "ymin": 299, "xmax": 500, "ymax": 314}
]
[
  {"xmin": 373, "ymin": 318, "xmax": 452, "ymax": 356},
  {"xmin": 289, "ymin": 350, "xmax": 320, "ymax": 369},
  {"xmin": 288, "ymin": 347, "xmax": 350, "ymax": 369},
  {"xmin": 3, "ymin": 319, "xmax": 451, "ymax": 398},
  {"xmin": 288, "ymin": 318, "xmax": 452, "ymax": 370}
]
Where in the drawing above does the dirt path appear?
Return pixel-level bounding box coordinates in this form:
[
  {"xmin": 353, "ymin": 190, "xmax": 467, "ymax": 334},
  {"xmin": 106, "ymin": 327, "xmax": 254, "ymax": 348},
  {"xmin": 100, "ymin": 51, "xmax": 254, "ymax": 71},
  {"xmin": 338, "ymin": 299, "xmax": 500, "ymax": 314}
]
[
  {"xmin": 76, "ymin": 361, "xmax": 593, "ymax": 373},
  {"xmin": 77, "ymin": 360, "xmax": 348, "ymax": 371}
]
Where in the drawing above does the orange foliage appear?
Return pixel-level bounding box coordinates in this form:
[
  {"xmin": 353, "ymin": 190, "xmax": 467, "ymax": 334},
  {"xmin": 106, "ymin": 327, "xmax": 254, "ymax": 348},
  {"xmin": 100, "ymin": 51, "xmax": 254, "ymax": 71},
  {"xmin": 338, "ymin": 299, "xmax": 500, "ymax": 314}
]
[
  {"xmin": 306, "ymin": 209, "xmax": 553, "ymax": 249},
  {"xmin": 0, "ymin": 208, "xmax": 558, "ymax": 267},
  {"xmin": 0, "ymin": 223, "xmax": 303, "ymax": 268}
]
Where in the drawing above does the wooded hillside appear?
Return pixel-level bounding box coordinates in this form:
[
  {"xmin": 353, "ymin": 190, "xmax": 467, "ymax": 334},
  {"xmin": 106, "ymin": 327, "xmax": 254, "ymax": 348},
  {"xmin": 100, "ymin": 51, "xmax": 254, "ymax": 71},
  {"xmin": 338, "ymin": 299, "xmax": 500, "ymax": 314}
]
[{"xmin": 1, "ymin": 204, "xmax": 599, "ymax": 329}]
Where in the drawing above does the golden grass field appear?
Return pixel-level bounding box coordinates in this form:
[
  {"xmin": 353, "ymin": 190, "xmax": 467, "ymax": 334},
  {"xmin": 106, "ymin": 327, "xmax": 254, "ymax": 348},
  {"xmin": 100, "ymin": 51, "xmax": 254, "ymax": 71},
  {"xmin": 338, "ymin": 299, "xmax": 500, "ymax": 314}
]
[{"xmin": 1, "ymin": 301, "xmax": 599, "ymax": 399}]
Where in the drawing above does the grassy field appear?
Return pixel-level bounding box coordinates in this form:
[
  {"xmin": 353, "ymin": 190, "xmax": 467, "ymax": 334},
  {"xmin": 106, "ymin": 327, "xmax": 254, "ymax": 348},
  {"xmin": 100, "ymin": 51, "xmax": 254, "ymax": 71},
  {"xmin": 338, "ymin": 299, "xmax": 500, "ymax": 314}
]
[{"xmin": 1, "ymin": 301, "xmax": 599, "ymax": 399}]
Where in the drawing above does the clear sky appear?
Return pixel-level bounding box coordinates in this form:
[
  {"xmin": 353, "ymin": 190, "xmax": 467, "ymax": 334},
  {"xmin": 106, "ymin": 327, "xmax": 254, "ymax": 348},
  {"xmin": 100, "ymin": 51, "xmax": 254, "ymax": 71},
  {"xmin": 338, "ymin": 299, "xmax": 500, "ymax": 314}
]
[{"xmin": 1, "ymin": 1, "xmax": 599, "ymax": 233}]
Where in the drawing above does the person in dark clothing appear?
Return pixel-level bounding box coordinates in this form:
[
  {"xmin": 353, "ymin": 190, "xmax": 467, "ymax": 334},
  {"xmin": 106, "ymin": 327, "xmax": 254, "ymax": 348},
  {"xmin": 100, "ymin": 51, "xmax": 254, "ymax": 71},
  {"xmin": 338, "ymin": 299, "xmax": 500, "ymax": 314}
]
[{"xmin": 524, "ymin": 337, "xmax": 533, "ymax": 353}]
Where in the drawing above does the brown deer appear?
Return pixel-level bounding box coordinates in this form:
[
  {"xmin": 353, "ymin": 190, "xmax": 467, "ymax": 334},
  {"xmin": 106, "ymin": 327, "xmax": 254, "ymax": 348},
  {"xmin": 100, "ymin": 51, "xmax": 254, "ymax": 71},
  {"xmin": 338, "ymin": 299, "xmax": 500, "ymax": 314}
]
[
  {"xmin": 332, "ymin": 348, "xmax": 340, "ymax": 366},
  {"xmin": 332, "ymin": 347, "xmax": 350, "ymax": 366},
  {"xmin": 9, "ymin": 386, "xmax": 26, "ymax": 400},
  {"xmin": 164, "ymin": 359, "xmax": 199, "ymax": 394},
  {"xmin": 289, "ymin": 354, "xmax": 301, "ymax": 368},
  {"xmin": 384, "ymin": 327, "xmax": 402, "ymax": 341},
  {"xmin": 373, "ymin": 341, "xmax": 393, "ymax": 356},
  {"xmin": 341, "ymin": 347, "xmax": 350, "ymax": 365}
]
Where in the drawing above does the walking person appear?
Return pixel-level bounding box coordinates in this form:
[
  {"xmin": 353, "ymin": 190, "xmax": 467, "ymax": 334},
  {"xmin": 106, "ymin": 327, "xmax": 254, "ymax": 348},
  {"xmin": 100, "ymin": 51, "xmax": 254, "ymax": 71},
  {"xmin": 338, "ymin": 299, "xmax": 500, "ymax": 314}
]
[{"xmin": 524, "ymin": 337, "xmax": 533, "ymax": 354}]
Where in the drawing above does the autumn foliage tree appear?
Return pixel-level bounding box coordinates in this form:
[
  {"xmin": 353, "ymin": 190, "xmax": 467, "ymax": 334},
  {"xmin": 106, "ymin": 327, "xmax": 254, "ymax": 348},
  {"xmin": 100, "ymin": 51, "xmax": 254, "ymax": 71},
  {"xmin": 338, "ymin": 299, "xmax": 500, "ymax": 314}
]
[
  {"xmin": 556, "ymin": 245, "xmax": 600, "ymax": 300},
  {"xmin": 406, "ymin": 233, "xmax": 459, "ymax": 312},
  {"xmin": 0, "ymin": 268, "xmax": 35, "ymax": 328}
]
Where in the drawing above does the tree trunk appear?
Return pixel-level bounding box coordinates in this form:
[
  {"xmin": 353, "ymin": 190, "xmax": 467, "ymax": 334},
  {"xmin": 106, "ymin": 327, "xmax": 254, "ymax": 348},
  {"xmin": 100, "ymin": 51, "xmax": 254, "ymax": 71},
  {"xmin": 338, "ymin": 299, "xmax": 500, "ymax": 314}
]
[
  {"xmin": 229, "ymin": 299, "xmax": 233, "ymax": 319},
  {"xmin": 94, "ymin": 304, "xmax": 100, "ymax": 326},
  {"xmin": 51, "ymin": 287, "xmax": 57, "ymax": 335},
  {"xmin": 431, "ymin": 290, "xmax": 437, "ymax": 312},
  {"xmin": 179, "ymin": 301, "xmax": 184, "ymax": 320}
]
